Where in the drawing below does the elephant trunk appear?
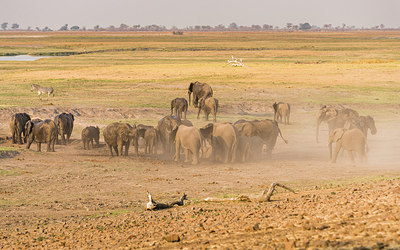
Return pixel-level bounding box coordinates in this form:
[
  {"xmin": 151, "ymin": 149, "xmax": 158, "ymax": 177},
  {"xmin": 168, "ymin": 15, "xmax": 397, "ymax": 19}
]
[
  {"xmin": 316, "ymin": 115, "xmax": 324, "ymax": 144},
  {"xmin": 188, "ymin": 91, "xmax": 192, "ymax": 106}
]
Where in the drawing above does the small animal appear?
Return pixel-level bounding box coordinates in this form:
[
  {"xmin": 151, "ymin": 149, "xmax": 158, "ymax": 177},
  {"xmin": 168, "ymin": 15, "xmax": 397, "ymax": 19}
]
[{"xmin": 31, "ymin": 84, "xmax": 54, "ymax": 99}]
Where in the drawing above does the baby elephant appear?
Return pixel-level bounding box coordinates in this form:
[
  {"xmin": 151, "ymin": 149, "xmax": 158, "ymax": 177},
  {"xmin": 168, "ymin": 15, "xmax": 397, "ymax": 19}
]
[
  {"xmin": 81, "ymin": 126, "xmax": 100, "ymax": 150},
  {"xmin": 171, "ymin": 98, "xmax": 188, "ymax": 120},
  {"xmin": 273, "ymin": 102, "xmax": 290, "ymax": 125},
  {"xmin": 328, "ymin": 128, "xmax": 367, "ymax": 163},
  {"xmin": 198, "ymin": 97, "xmax": 219, "ymax": 122}
]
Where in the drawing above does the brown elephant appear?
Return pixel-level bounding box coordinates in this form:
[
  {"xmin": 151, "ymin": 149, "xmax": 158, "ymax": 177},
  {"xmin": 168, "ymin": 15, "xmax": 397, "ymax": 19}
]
[
  {"xmin": 248, "ymin": 136, "xmax": 265, "ymax": 162},
  {"xmin": 9, "ymin": 113, "xmax": 31, "ymax": 144},
  {"xmin": 197, "ymin": 97, "xmax": 219, "ymax": 122},
  {"xmin": 156, "ymin": 115, "xmax": 192, "ymax": 157},
  {"xmin": 81, "ymin": 126, "xmax": 100, "ymax": 150},
  {"xmin": 174, "ymin": 125, "xmax": 202, "ymax": 164},
  {"xmin": 25, "ymin": 119, "xmax": 57, "ymax": 152},
  {"xmin": 316, "ymin": 106, "xmax": 359, "ymax": 143},
  {"xmin": 273, "ymin": 102, "xmax": 290, "ymax": 125},
  {"xmin": 137, "ymin": 124, "xmax": 158, "ymax": 154},
  {"xmin": 328, "ymin": 128, "xmax": 367, "ymax": 163},
  {"xmin": 54, "ymin": 112, "xmax": 74, "ymax": 144},
  {"xmin": 234, "ymin": 119, "xmax": 287, "ymax": 157},
  {"xmin": 346, "ymin": 115, "xmax": 377, "ymax": 139},
  {"xmin": 188, "ymin": 81, "xmax": 213, "ymax": 107},
  {"xmin": 171, "ymin": 98, "xmax": 188, "ymax": 120},
  {"xmin": 200, "ymin": 123, "xmax": 238, "ymax": 163},
  {"xmin": 103, "ymin": 122, "xmax": 139, "ymax": 157}
]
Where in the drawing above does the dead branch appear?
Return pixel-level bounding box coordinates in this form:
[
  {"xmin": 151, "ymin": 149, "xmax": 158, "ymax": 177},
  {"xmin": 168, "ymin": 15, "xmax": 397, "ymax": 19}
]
[
  {"xmin": 259, "ymin": 182, "xmax": 297, "ymax": 202},
  {"xmin": 146, "ymin": 191, "xmax": 187, "ymax": 210},
  {"xmin": 204, "ymin": 182, "xmax": 296, "ymax": 203}
]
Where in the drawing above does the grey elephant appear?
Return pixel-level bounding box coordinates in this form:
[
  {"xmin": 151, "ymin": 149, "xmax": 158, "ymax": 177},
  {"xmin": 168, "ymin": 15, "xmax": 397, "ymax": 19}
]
[
  {"xmin": 316, "ymin": 106, "xmax": 359, "ymax": 143},
  {"xmin": 346, "ymin": 115, "xmax": 377, "ymax": 139},
  {"xmin": 328, "ymin": 128, "xmax": 367, "ymax": 163},
  {"xmin": 188, "ymin": 81, "xmax": 213, "ymax": 107},
  {"xmin": 174, "ymin": 125, "xmax": 202, "ymax": 164},
  {"xmin": 81, "ymin": 126, "xmax": 100, "ymax": 150},
  {"xmin": 25, "ymin": 119, "xmax": 58, "ymax": 152},
  {"xmin": 157, "ymin": 115, "xmax": 192, "ymax": 157},
  {"xmin": 171, "ymin": 98, "xmax": 188, "ymax": 120},
  {"xmin": 9, "ymin": 113, "xmax": 31, "ymax": 144},
  {"xmin": 54, "ymin": 112, "xmax": 74, "ymax": 144},
  {"xmin": 103, "ymin": 122, "xmax": 139, "ymax": 157},
  {"xmin": 197, "ymin": 97, "xmax": 219, "ymax": 122},
  {"xmin": 273, "ymin": 102, "xmax": 291, "ymax": 125},
  {"xmin": 234, "ymin": 119, "xmax": 287, "ymax": 157},
  {"xmin": 200, "ymin": 123, "xmax": 238, "ymax": 163}
]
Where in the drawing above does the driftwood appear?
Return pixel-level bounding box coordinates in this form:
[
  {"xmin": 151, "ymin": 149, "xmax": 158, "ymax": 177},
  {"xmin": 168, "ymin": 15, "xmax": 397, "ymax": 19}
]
[
  {"xmin": 146, "ymin": 192, "xmax": 187, "ymax": 210},
  {"xmin": 204, "ymin": 182, "xmax": 296, "ymax": 202}
]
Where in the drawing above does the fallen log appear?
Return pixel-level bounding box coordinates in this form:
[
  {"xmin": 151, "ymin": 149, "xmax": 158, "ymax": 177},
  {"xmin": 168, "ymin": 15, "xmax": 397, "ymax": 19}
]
[
  {"xmin": 204, "ymin": 182, "xmax": 296, "ymax": 202},
  {"xmin": 146, "ymin": 192, "xmax": 187, "ymax": 210}
]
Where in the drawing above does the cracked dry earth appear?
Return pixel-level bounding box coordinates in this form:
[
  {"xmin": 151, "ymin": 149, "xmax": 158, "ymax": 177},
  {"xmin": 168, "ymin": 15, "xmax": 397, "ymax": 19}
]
[{"xmin": 1, "ymin": 179, "xmax": 400, "ymax": 249}]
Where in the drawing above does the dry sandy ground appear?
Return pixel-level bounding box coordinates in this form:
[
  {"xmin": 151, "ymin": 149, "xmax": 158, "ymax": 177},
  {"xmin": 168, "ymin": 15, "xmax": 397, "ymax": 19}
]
[{"xmin": 1, "ymin": 105, "xmax": 400, "ymax": 248}]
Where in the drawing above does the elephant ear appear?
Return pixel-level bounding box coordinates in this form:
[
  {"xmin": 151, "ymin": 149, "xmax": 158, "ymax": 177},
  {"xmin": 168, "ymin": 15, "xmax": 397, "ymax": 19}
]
[
  {"xmin": 188, "ymin": 82, "xmax": 194, "ymax": 92},
  {"xmin": 333, "ymin": 129, "xmax": 345, "ymax": 142},
  {"xmin": 25, "ymin": 121, "xmax": 34, "ymax": 135},
  {"xmin": 200, "ymin": 123, "xmax": 213, "ymax": 139}
]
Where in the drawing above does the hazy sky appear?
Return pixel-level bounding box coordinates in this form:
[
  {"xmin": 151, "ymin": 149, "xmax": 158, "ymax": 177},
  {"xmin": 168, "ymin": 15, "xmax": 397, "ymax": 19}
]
[{"xmin": 2, "ymin": 0, "xmax": 399, "ymax": 29}]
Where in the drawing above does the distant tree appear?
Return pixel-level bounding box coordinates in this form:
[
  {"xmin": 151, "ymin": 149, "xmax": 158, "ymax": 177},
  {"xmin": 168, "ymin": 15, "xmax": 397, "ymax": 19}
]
[
  {"xmin": 42, "ymin": 26, "xmax": 52, "ymax": 31},
  {"xmin": 380, "ymin": 24, "xmax": 385, "ymax": 29},
  {"xmin": 215, "ymin": 24, "xmax": 225, "ymax": 31},
  {"xmin": 107, "ymin": 25, "xmax": 116, "ymax": 31},
  {"xmin": 70, "ymin": 25, "xmax": 80, "ymax": 31},
  {"xmin": 27, "ymin": 26, "xmax": 32, "ymax": 31},
  {"xmin": 59, "ymin": 24, "xmax": 68, "ymax": 31},
  {"xmin": 35, "ymin": 27, "xmax": 40, "ymax": 31},
  {"xmin": 93, "ymin": 25, "xmax": 100, "ymax": 31},
  {"xmin": 299, "ymin": 22, "xmax": 311, "ymax": 30},
  {"xmin": 251, "ymin": 25, "xmax": 262, "ymax": 30},
  {"xmin": 82, "ymin": 26, "xmax": 86, "ymax": 31},
  {"xmin": 263, "ymin": 24, "xmax": 273, "ymax": 30},
  {"xmin": 1, "ymin": 22, "xmax": 8, "ymax": 30},
  {"xmin": 229, "ymin": 22, "xmax": 238, "ymax": 30},
  {"xmin": 11, "ymin": 23, "xmax": 19, "ymax": 30},
  {"xmin": 119, "ymin": 23, "xmax": 129, "ymax": 30},
  {"xmin": 286, "ymin": 23, "xmax": 293, "ymax": 30}
]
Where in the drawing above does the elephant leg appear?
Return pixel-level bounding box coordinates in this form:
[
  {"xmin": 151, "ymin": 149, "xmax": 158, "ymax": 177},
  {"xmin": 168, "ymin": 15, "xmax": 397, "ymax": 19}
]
[
  {"xmin": 47, "ymin": 141, "xmax": 51, "ymax": 152},
  {"xmin": 174, "ymin": 141, "xmax": 180, "ymax": 162},
  {"xmin": 332, "ymin": 143, "xmax": 341, "ymax": 163},
  {"xmin": 192, "ymin": 148, "xmax": 199, "ymax": 165},
  {"xmin": 213, "ymin": 112, "xmax": 216, "ymax": 122},
  {"xmin": 197, "ymin": 108, "xmax": 201, "ymax": 119},
  {"xmin": 52, "ymin": 139, "xmax": 55, "ymax": 152},
  {"xmin": 184, "ymin": 149, "xmax": 190, "ymax": 163},
  {"xmin": 113, "ymin": 146, "xmax": 119, "ymax": 156},
  {"xmin": 348, "ymin": 150, "xmax": 355, "ymax": 163},
  {"xmin": 83, "ymin": 139, "xmax": 86, "ymax": 150},
  {"xmin": 62, "ymin": 134, "xmax": 66, "ymax": 145},
  {"xmin": 205, "ymin": 112, "xmax": 209, "ymax": 121},
  {"xmin": 37, "ymin": 143, "xmax": 42, "ymax": 152},
  {"xmin": 108, "ymin": 145, "xmax": 113, "ymax": 156},
  {"xmin": 183, "ymin": 111, "xmax": 187, "ymax": 120},
  {"xmin": 124, "ymin": 143, "xmax": 130, "ymax": 156}
]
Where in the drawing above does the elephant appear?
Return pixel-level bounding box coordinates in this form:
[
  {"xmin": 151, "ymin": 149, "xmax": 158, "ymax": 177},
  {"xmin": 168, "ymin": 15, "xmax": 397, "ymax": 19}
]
[
  {"xmin": 137, "ymin": 124, "xmax": 158, "ymax": 154},
  {"xmin": 9, "ymin": 113, "xmax": 31, "ymax": 144},
  {"xmin": 25, "ymin": 119, "xmax": 57, "ymax": 152},
  {"xmin": 346, "ymin": 115, "xmax": 377, "ymax": 139},
  {"xmin": 200, "ymin": 123, "xmax": 238, "ymax": 163},
  {"xmin": 273, "ymin": 102, "xmax": 290, "ymax": 125},
  {"xmin": 197, "ymin": 97, "xmax": 219, "ymax": 122},
  {"xmin": 188, "ymin": 81, "xmax": 213, "ymax": 108},
  {"xmin": 174, "ymin": 125, "xmax": 202, "ymax": 164},
  {"xmin": 234, "ymin": 119, "xmax": 287, "ymax": 157},
  {"xmin": 156, "ymin": 115, "xmax": 192, "ymax": 157},
  {"xmin": 328, "ymin": 128, "xmax": 367, "ymax": 163},
  {"xmin": 171, "ymin": 98, "xmax": 188, "ymax": 120},
  {"xmin": 54, "ymin": 112, "xmax": 74, "ymax": 144},
  {"xmin": 103, "ymin": 122, "xmax": 139, "ymax": 157},
  {"xmin": 248, "ymin": 136, "xmax": 265, "ymax": 162},
  {"xmin": 316, "ymin": 106, "xmax": 359, "ymax": 143},
  {"xmin": 81, "ymin": 126, "xmax": 100, "ymax": 150}
]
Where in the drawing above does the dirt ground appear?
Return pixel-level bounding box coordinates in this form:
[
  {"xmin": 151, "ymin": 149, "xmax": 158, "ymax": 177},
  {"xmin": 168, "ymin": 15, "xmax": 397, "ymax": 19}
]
[{"xmin": 1, "ymin": 105, "xmax": 400, "ymax": 248}]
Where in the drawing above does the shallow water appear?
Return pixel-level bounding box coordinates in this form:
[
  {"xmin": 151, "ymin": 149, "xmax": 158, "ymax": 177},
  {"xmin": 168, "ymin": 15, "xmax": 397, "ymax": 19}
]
[{"xmin": 0, "ymin": 55, "xmax": 50, "ymax": 61}]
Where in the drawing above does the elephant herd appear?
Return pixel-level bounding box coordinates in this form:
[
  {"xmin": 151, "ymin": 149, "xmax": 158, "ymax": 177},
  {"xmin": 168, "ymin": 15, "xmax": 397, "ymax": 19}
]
[
  {"xmin": 9, "ymin": 112, "xmax": 75, "ymax": 152},
  {"xmin": 8, "ymin": 81, "xmax": 377, "ymax": 165},
  {"xmin": 316, "ymin": 106, "xmax": 377, "ymax": 163}
]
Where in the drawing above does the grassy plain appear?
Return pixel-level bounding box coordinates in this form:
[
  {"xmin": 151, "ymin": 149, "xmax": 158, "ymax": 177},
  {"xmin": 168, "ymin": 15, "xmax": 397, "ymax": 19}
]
[{"xmin": 1, "ymin": 31, "xmax": 400, "ymax": 112}]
